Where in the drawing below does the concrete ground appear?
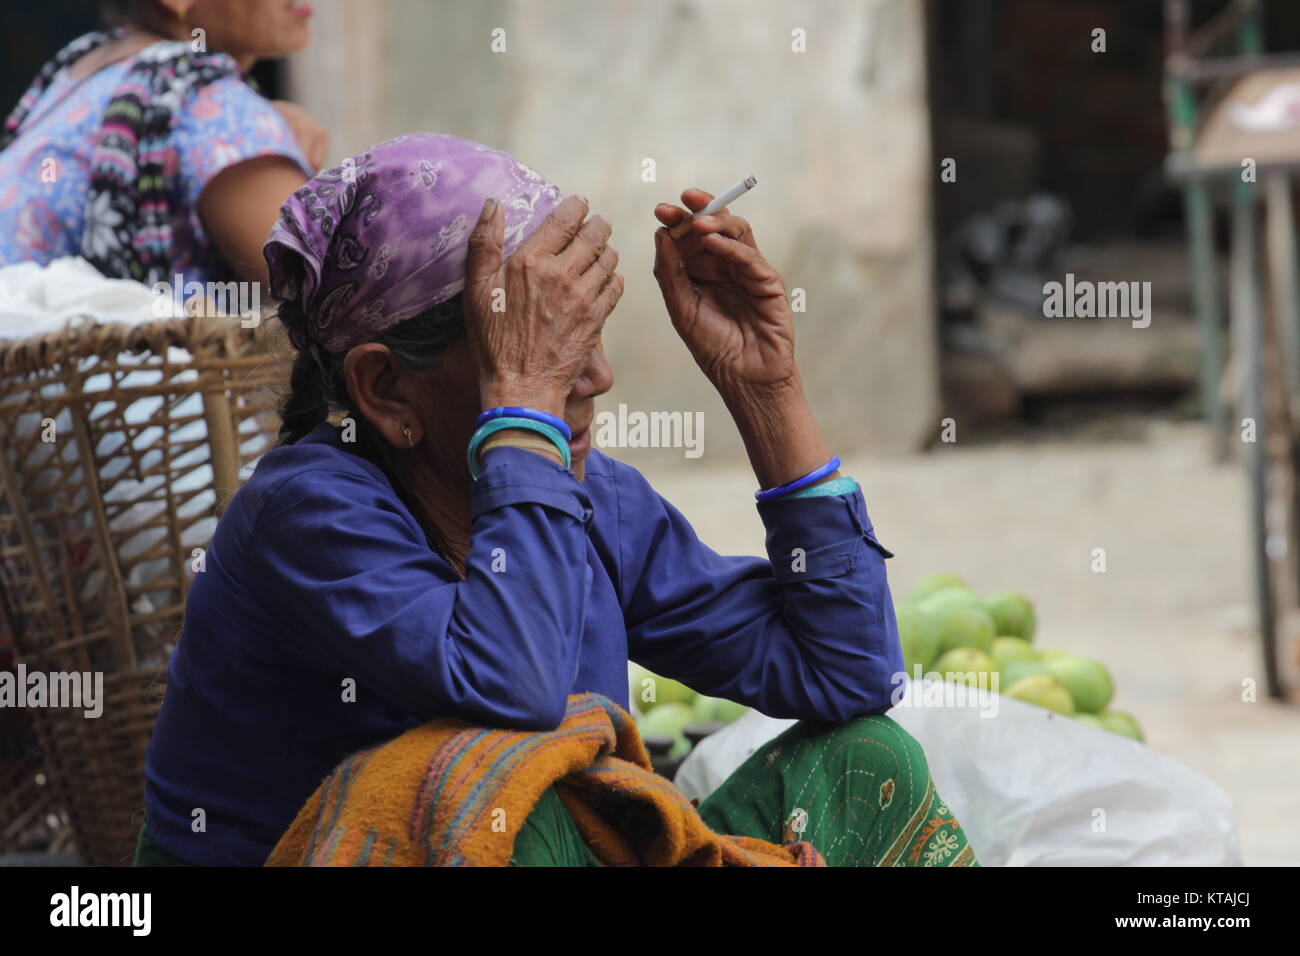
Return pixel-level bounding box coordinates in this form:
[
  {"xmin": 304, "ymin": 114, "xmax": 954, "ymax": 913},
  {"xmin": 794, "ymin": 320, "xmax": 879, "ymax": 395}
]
[{"xmin": 643, "ymin": 419, "xmax": 1300, "ymax": 867}]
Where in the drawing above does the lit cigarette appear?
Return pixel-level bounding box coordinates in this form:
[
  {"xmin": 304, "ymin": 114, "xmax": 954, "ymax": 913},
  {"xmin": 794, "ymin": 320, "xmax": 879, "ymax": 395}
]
[{"xmin": 667, "ymin": 174, "xmax": 758, "ymax": 239}]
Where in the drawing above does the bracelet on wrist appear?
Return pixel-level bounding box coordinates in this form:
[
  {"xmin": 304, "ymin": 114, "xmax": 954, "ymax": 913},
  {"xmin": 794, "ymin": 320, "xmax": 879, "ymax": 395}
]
[
  {"xmin": 754, "ymin": 456, "xmax": 842, "ymax": 502},
  {"xmin": 467, "ymin": 417, "xmax": 571, "ymax": 479},
  {"xmin": 480, "ymin": 435, "xmax": 566, "ymax": 459},
  {"xmin": 476, "ymin": 406, "xmax": 572, "ymax": 441},
  {"xmin": 781, "ymin": 475, "xmax": 859, "ymax": 499}
]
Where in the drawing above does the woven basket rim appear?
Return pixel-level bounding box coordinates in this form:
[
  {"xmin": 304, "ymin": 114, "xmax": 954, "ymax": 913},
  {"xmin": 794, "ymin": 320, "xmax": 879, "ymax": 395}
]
[{"xmin": 0, "ymin": 314, "xmax": 274, "ymax": 377}]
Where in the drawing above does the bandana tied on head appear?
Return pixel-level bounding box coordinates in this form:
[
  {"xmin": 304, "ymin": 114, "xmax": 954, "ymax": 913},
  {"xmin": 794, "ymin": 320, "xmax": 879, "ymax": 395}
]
[{"xmin": 265, "ymin": 132, "xmax": 564, "ymax": 356}]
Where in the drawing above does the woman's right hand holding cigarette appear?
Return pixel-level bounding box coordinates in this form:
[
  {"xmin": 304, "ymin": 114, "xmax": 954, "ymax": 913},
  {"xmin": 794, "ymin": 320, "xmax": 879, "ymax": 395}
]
[
  {"xmin": 653, "ymin": 189, "xmax": 837, "ymax": 491},
  {"xmin": 652, "ymin": 189, "xmax": 795, "ymax": 394}
]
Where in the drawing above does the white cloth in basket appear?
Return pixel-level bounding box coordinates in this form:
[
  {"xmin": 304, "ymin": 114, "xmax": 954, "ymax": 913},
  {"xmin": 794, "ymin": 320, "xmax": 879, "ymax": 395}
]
[{"xmin": 0, "ymin": 256, "xmax": 183, "ymax": 339}]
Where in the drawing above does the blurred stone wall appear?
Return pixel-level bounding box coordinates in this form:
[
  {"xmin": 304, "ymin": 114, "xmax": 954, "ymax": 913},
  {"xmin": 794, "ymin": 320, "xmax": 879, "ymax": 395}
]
[{"xmin": 289, "ymin": 0, "xmax": 938, "ymax": 463}]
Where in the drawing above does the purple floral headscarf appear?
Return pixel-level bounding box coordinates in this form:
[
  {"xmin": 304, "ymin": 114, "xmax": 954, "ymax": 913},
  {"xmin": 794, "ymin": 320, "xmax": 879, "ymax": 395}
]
[{"xmin": 265, "ymin": 132, "xmax": 564, "ymax": 355}]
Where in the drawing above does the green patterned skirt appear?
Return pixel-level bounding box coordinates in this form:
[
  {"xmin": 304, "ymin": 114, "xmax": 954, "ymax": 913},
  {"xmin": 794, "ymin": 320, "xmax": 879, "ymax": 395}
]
[
  {"xmin": 508, "ymin": 714, "xmax": 979, "ymax": 867},
  {"xmin": 136, "ymin": 714, "xmax": 978, "ymax": 867}
]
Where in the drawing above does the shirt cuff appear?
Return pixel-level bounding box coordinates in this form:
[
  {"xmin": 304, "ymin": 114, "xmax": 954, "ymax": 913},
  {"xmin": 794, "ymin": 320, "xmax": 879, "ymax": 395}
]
[
  {"xmin": 471, "ymin": 446, "xmax": 594, "ymax": 525},
  {"xmin": 757, "ymin": 485, "xmax": 894, "ymax": 582}
]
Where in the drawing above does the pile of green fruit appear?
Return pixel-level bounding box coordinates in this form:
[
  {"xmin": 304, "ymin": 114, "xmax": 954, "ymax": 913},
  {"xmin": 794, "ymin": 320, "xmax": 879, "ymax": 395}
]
[
  {"xmin": 627, "ymin": 665, "xmax": 750, "ymax": 759},
  {"xmin": 897, "ymin": 572, "xmax": 1145, "ymax": 742}
]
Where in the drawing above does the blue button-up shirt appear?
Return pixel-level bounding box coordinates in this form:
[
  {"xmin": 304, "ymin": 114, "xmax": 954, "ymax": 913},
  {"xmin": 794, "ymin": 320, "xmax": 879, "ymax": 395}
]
[{"xmin": 144, "ymin": 421, "xmax": 902, "ymax": 865}]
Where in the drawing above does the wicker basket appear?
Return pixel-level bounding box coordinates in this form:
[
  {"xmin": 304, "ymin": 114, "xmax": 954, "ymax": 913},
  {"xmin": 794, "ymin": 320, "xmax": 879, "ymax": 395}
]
[{"xmin": 0, "ymin": 315, "xmax": 283, "ymax": 865}]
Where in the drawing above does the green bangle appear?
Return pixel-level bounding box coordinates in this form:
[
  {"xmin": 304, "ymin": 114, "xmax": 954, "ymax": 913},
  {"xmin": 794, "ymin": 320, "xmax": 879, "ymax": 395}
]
[
  {"xmin": 467, "ymin": 416, "xmax": 570, "ymax": 479},
  {"xmin": 780, "ymin": 476, "xmax": 860, "ymax": 499}
]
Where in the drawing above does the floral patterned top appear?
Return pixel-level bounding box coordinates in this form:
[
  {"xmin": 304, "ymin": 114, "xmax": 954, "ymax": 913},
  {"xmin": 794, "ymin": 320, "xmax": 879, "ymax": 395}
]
[{"xmin": 0, "ymin": 43, "xmax": 312, "ymax": 285}]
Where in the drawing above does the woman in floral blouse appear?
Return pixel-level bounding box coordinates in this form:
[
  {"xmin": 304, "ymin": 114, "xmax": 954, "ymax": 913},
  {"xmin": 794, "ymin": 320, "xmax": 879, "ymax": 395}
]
[{"xmin": 0, "ymin": 0, "xmax": 325, "ymax": 287}]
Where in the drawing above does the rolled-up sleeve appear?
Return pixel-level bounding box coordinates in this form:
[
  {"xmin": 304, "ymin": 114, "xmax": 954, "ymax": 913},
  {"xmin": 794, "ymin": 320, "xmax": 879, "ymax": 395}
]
[
  {"xmin": 243, "ymin": 447, "xmax": 591, "ymax": 730},
  {"xmin": 619, "ymin": 468, "xmax": 904, "ymax": 723}
]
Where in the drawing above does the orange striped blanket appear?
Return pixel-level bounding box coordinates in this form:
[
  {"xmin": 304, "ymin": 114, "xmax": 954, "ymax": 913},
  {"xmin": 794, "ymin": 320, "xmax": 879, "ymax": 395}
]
[{"xmin": 265, "ymin": 692, "xmax": 825, "ymax": 866}]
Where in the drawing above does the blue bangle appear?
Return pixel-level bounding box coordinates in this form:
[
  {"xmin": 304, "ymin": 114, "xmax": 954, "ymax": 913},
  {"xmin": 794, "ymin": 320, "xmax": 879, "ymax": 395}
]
[
  {"xmin": 467, "ymin": 417, "xmax": 571, "ymax": 479},
  {"xmin": 782, "ymin": 476, "xmax": 859, "ymax": 499},
  {"xmin": 476, "ymin": 406, "xmax": 572, "ymax": 441},
  {"xmin": 754, "ymin": 456, "xmax": 842, "ymax": 502}
]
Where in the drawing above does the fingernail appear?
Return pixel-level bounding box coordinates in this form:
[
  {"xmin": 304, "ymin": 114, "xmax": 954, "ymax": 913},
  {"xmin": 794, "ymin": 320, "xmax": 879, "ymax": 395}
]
[
  {"xmin": 480, "ymin": 198, "xmax": 497, "ymax": 222},
  {"xmin": 574, "ymin": 194, "xmax": 588, "ymax": 205}
]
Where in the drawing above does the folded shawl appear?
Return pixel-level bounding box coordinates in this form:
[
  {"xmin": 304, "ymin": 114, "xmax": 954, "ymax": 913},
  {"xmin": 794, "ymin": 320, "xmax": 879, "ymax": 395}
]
[{"xmin": 265, "ymin": 692, "xmax": 826, "ymax": 867}]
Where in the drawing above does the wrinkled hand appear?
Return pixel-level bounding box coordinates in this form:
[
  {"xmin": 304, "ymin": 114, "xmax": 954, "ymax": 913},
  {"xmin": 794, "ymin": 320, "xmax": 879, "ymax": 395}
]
[
  {"xmin": 465, "ymin": 195, "xmax": 623, "ymax": 415},
  {"xmin": 272, "ymin": 100, "xmax": 329, "ymax": 173},
  {"xmin": 653, "ymin": 189, "xmax": 795, "ymax": 395}
]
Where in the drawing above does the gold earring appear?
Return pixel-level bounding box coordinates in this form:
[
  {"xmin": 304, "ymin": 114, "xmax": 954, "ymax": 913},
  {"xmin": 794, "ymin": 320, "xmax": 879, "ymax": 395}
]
[{"xmin": 404, "ymin": 426, "xmax": 414, "ymax": 448}]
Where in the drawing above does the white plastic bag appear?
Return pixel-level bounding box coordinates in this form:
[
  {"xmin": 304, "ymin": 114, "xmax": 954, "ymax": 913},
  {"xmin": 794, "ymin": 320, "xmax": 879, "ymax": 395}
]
[{"xmin": 674, "ymin": 679, "xmax": 1242, "ymax": 866}]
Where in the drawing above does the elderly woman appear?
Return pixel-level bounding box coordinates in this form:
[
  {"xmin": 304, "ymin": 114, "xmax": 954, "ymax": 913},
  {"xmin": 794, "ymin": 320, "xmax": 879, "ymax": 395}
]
[
  {"xmin": 0, "ymin": 0, "xmax": 323, "ymax": 285},
  {"xmin": 138, "ymin": 133, "xmax": 977, "ymax": 867}
]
